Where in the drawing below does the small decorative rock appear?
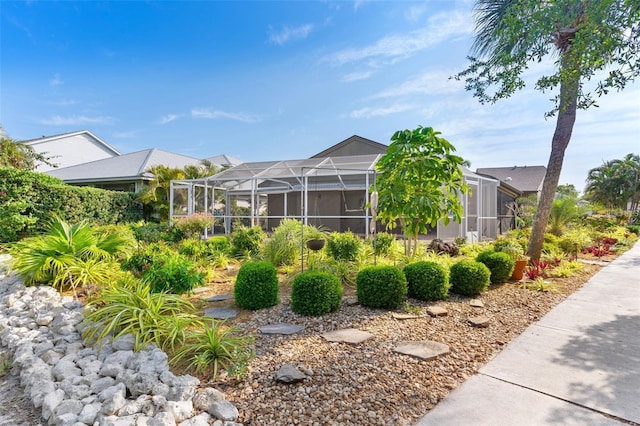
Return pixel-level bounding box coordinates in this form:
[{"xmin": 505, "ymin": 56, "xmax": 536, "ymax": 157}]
[
  {"xmin": 274, "ymin": 364, "xmax": 307, "ymax": 384},
  {"xmin": 343, "ymin": 297, "xmax": 359, "ymax": 306},
  {"xmin": 321, "ymin": 328, "xmax": 373, "ymax": 344},
  {"xmin": 426, "ymin": 306, "xmax": 448, "ymax": 317},
  {"xmin": 259, "ymin": 323, "xmax": 304, "ymax": 335},
  {"xmin": 204, "ymin": 294, "xmax": 233, "ymax": 302},
  {"xmin": 470, "ymin": 299, "xmax": 485, "ymax": 308},
  {"xmin": 468, "ymin": 315, "xmax": 491, "ymax": 328},
  {"xmin": 394, "ymin": 341, "xmax": 450, "ymax": 360},
  {"xmin": 204, "ymin": 307, "xmax": 238, "ymax": 320}
]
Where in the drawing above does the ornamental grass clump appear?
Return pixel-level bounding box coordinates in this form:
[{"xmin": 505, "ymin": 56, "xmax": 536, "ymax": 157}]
[
  {"xmin": 356, "ymin": 265, "xmax": 407, "ymax": 309},
  {"xmin": 449, "ymin": 260, "xmax": 490, "ymax": 297},
  {"xmin": 234, "ymin": 261, "xmax": 279, "ymax": 310},
  {"xmin": 403, "ymin": 261, "xmax": 449, "ymax": 301},
  {"xmin": 291, "ymin": 271, "xmax": 343, "ymax": 316},
  {"xmin": 476, "ymin": 251, "xmax": 515, "ymax": 284}
]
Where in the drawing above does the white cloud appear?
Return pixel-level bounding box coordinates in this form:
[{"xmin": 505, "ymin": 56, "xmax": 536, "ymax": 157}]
[
  {"xmin": 373, "ymin": 70, "xmax": 464, "ymax": 98},
  {"xmin": 191, "ymin": 108, "xmax": 262, "ymax": 123},
  {"xmin": 49, "ymin": 73, "xmax": 63, "ymax": 87},
  {"xmin": 348, "ymin": 103, "xmax": 416, "ymax": 119},
  {"xmin": 324, "ymin": 9, "xmax": 472, "ymax": 66},
  {"xmin": 159, "ymin": 113, "xmax": 182, "ymax": 124},
  {"xmin": 341, "ymin": 71, "xmax": 374, "ymax": 82},
  {"xmin": 268, "ymin": 24, "xmax": 314, "ymax": 46},
  {"xmin": 40, "ymin": 115, "xmax": 113, "ymax": 125},
  {"xmin": 405, "ymin": 5, "xmax": 427, "ymax": 23}
]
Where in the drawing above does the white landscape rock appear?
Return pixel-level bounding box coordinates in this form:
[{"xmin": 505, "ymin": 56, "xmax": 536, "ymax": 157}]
[{"xmin": 0, "ymin": 263, "xmax": 244, "ymax": 426}]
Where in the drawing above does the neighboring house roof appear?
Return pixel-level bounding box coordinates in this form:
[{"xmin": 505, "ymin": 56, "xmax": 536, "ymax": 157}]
[
  {"xmin": 204, "ymin": 154, "xmax": 243, "ymax": 168},
  {"xmin": 310, "ymin": 135, "xmax": 388, "ymax": 158},
  {"xmin": 47, "ymin": 148, "xmax": 203, "ymax": 184},
  {"xmin": 476, "ymin": 166, "xmax": 546, "ymax": 194},
  {"xmin": 19, "ymin": 130, "xmax": 121, "ymax": 171}
]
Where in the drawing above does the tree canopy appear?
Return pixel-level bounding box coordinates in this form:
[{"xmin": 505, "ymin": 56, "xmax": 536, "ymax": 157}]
[
  {"xmin": 585, "ymin": 153, "xmax": 640, "ymax": 210},
  {"xmin": 375, "ymin": 126, "xmax": 468, "ymax": 255},
  {"xmin": 0, "ymin": 128, "xmax": 56, "ymax": 170},
  {"xmin": 456, "ymin": 0, "xmax": 640, "ymax": 260}
]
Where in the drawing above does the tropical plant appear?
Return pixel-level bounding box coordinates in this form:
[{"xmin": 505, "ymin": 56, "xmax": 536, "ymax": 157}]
[
  {"xmin": 521, "ymin": 277, "xmax": 560, "ymax": 293},
  {"xmin": 137, "ymin": 165, "xmax": 186, "ymax": 222},
  {"xmin": 326, "ymin": 231, "xmax": 362, "ymax": 262},
  {"xmin": 234, "ymin": 261, "xmax": 279, "ymax": 310},
  {"xmin": 456, "ymin": 0, "xmax": 640, "ymax": 261},
  {"xmin": 449, "ymin": 260, "xmax": 490, "ymax": 296},
  {"xmin": 585, "ymin": 154, "xmax": 640, "ymax": 210},
  {"xmin": 262, "ymin": 218, "xmax": 304, "ymax": 267},
  {"xmin": 356, "ymin": 265, "xmax": 407, "ymax": 309},
  {"xmin": 130, "ymin": 221, "xmax": 185, "ymax": 243},
  {"xmin": 173, "ymin": 213, "xmax": 215, "ymax": 239},
  {"xmin": 171, "ymin": 320, "xmax": 254, "ymax": 380},
  {"xmin": 548, "ymin": 197, "xmax": 583, "ymax": 236},
  {"xmin": 403, "ymin": 261, "xmax": 450, "ymax": 301},
  {"xmin": 82, "ymin": 275, "xmax": 202, "ymax": 351},
  {"xmin": 375, "ymin": 126, "xmax": 468, "ymax": 256},
  {"xmin": 0, "ymin": 129, "xmax": 56, "ymax": 170},
  {"xmin": 10, "ymin": 216, "xmax": 133, "ymax": 291},
  {"xmin": 230, "ymin": 226, "xmax": 265, "ymax": 258},
  {"xmin": 291, "ymin": 271, "xmax": 343, "ymax": 316}
]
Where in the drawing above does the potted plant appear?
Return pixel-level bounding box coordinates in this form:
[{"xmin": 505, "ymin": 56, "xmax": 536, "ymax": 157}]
[{"xmin": 305, "ymin": 225, "xmax": 329, "ymax": 251}]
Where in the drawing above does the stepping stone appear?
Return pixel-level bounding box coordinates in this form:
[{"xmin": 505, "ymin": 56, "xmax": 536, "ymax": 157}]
[
  {"xmin": 468, "ymin": 315, "xmax": 490, "ymax": 328},
  {"xmin": 205, "ymin": 294, "xmax": 233, "ymax": 302},
  {"xmin": 204, "ymin": 307, "xmax": 238, "ymax": 320},
  {"xmin": 321, "ymin": 328, "xmax": 373, "ymax": 344},
  {"xmin": 392, "ymin": 312, "xmax": 421, "ymax": 320},
  {"xmin": 470, "ymin": 299, "xmax": 485, "ymax": 308},
  {"xmin": 343, "ymin": 297, "xmax": 359, "ymax": 306},
  {"xmin": 259, "ymin": 323, "xmax": 304, "ymax": 335},
  {"xmin": 394, "ymin": 341, "xmax": 450, "ymax": 360},
  {"xmin": 426, "ymin": 306, "xmax": 448, "ymax": 317},
  {"xmin": 274, "ymin": 364, "xmax": 307, "ymax": 384},
  {"xmin": 193, "ymin": 287, "xmax": 212, "ymax": 295}
]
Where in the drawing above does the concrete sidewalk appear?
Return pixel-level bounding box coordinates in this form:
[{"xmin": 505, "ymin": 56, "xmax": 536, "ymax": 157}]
[{"xmin": 415, "ymin": 241, "xmax": 640, "ymax": 426}]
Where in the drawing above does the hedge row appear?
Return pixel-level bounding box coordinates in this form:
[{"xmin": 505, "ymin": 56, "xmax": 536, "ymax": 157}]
[{"xmin": 0, "ymin": 167, "xmax": 142, "ymax": 242}]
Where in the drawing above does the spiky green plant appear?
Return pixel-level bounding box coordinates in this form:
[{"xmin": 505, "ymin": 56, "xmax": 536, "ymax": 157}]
[
  {"xmin": 10, "ymin": 216, "xmax": 133, "ymax": 291},
  {"xmin": 171, "ymin": 320, "xmax": 254, "ymax": 380},
  {"xmin": 82, "ymin": 275, "xmax": 202, "ymax": 351}
]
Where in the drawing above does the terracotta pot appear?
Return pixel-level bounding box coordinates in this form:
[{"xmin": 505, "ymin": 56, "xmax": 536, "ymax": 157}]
[
  {"xmin": 306, "ymin": 239, "xmax": 325, "ymax": 251},
  {"xmin": 511, "ymin": 259, "xmax": 528, "ymax": 280}
]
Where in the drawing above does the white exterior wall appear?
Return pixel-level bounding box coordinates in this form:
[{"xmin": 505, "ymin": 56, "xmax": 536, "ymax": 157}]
[{"xmin": 26, "ymin": 134, "xmax": 119, "ymax": 171}]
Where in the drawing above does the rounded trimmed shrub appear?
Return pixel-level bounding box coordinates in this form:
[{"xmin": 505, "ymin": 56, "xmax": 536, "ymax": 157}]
[
  {"xmin": 403, "ymin": 261, "xmax": 449, "ymax": 301},
  {"xmin": 449, "ymin": 260, "xmax": 490, "ymax": 296},
  {"xmin": 234, "ymin": 261, "xmax": 279, "ymax": 310},
  {"xmin": 476, "ymin": 251, "xmax": 515, "ymax": 284},
  {"xmin": 356, "ymin": 265, "xmax": 407, "ymax": 309},
  {"xmin": 291, "ymin": 271, "xmax": 343, "ymax": 316}
]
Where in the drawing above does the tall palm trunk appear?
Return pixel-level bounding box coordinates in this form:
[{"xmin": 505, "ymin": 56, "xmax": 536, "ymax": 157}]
[{"xmin": 527, "ymin": 53, "xmax": 579, "ymax": 261}]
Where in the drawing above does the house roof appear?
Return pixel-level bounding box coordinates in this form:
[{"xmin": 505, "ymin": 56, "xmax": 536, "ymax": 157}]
[
  {"xmin": 47, "ymin": 148, "xmax": 203, "ymax": 183},
  {"xmin": 476, "ymin": 166, "xmax": 546, "ymax": 193},
  {"xmin": 310, "ymin": 135, "xmax": 388, "ymax": 158},
  {"xmin": 204, "ymin": 154, "xmax": 243, "ymax": 168},
  {"xmin": 20, "ymin": 130, "xmax": 121, "ymax": 157}
]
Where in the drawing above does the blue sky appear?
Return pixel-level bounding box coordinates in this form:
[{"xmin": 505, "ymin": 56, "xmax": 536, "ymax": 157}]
[{"xmin": 1, "ymin": 0, "xmax": 638, "ymax": 193}]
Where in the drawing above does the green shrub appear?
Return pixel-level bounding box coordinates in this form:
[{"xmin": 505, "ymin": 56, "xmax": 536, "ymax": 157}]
[
  {"xmin": 234, "ymin": 261, "xmax": 279, "ymax": 310},
  {"xmin": 403, "ymin": 261, "xmax": 449, "ymax": 301},
  {"xmin": 122, "ymin": 243, "xmax": 203, "ymax": 294},
  {"xmin": 205, "ymin": 236, "xmax": 231, "ymax": 254},
  {"xmin": 230, "ymin": 226, "xmax": 265, "ymax": 258},
  {"xmin": 371, "ymin": 232, "xmax": 394, "ymax": 256},
  {"xmin": 476, "ymin": 251, "xmax": 515, "ymax": 284},
  {"xmin": 449, "ymin": 260, "xmax": 491, "ymax": 296},
  {"xmin": 263, "ymin": 218, "xmax": 304, "ymax": 267},
  {"xmin": 173, "ymin": 213, "xmax": 215, "ymax": 239},
  {"xmin": 356, "ymin": 265, "xmax": 407, "ymax": 309},
  {"xmin": 0, "ymin": 167, "xmax": 142, "ymax": 243},
  {"xmin": 291, "ymin": 271, "xmax": 343, "ymax": 316},
  {"xmin": 178, "ymin": 238, "xmax": 207, "ymax": 258},
  {"xmin": 130, "ymin": 221, "xmax": 185, "ymax": 243},
  {"xmin": 327, "ymin": 231, "xmax": 362, "ymax": 261}
]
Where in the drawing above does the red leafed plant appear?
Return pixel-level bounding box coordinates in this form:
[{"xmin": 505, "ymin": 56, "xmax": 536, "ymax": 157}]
[
  {"xmin": 582, "ymin": 245, "xmax": 614, "ymax": 257},
  {"xmin": 524, "ymin": 260, "xmax": 553, "ymax": 280}
]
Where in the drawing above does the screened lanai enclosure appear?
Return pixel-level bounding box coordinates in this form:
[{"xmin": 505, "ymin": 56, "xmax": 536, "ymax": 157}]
[{"xmin": 169, "ymin": 154, "xmax": 499, "ymax": 242}]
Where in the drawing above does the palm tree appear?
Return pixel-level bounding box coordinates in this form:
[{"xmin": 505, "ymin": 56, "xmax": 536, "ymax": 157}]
[
  {"xmin": 0, "ymin": 129, "xmax": 55, "ymax": 170},
  {"xmin": 137, "ymin": 165, "xmax": 186, "ymax": 221},
  {"xmin": 461, "ymin": 0, "xmax": 639, "ymax": 260},
  {"xmin": 585, "ymin": 154, "xmax": 640, "ymax": 210}
]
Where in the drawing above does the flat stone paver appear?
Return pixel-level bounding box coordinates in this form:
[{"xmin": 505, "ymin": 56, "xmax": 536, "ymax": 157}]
[
  {"xmin": 470, "ymin": 299, "xmax": 485, "ymax": 308},
  {"xmin": 259, "ymin": 323, "xmax": 305, "ymax": 335},
  {"xmin": 342, "ymin": 297, "xmax": 359, "ymax": 306},
  {"xmin": 204, "ymin": 294, "xmax": 233, "ymax": 302},
  {"xmin": 468, "ymin": 315, "xmax": 490, "ymax": 328},
  {"xmin": 321, "ymin": 328, "xmax": 373, "ymax": 344},
  {"xmin": 394, "ymin": 341, "xmax": 449, "ymax": 360},
  {"xmin": 426, "ymin": 306, "xmax": 448, "ymax": 317},
  {"xmin": 192, "ymin": 286, "xmax": 212, "ymax": 294},
  {"xmin": 274, "ymin": 364, "xmax": 307, "ymax": 383},
  {"xmin": 204, "ymin": 307, "xmax": 238, "ymax": 320}
]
